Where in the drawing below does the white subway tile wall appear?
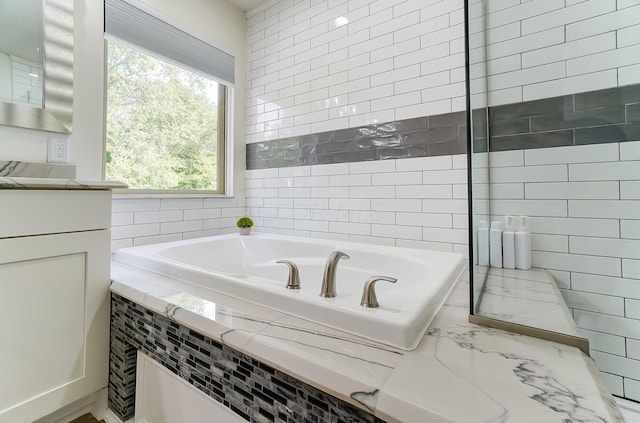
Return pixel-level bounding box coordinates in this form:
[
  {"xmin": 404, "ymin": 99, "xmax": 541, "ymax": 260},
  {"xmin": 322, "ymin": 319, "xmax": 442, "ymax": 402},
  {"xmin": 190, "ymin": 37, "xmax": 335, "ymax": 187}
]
[
  {"xmin": 473, "ymin": 0, "xmax": 640, "ymax": 401},
  {"xmin": 110, "ymin": 197, "xmax": 246, "ymax": 253},
  {"xmin": 244, "ymin": 2, "xmax": 640, "ymax": 403},
  {"xmin": 471, "ymin": 0, "xmax": 640, "ymax": 106},
  {"xmin": 246, "ymin": 155, "xmax": 468, "ymax": 255},
  {"xmin": 245, "ymin": 0, "xmax": 465, "ymax": 143},
  {"xmin": 489, "ymin": 141, "xmax": 640, "ymax": 400}
]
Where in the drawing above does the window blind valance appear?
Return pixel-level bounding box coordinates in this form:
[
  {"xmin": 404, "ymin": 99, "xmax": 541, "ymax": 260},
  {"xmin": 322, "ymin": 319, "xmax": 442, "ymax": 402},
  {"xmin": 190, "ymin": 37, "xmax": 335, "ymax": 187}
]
[{"xmin": 104, "ymin": 0, "xmax": 235, "ymax": 84}]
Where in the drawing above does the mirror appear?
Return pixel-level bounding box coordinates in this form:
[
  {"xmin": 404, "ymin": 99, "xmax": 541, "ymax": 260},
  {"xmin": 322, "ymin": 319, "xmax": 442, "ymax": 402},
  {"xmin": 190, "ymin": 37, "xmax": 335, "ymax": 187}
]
[
  {"xmin": 0, "ymin": 0, "xmax": 43, "ymax": 107},
  {"xmin": 0, "ymin": 0, "xmax": 73, "ymax": 133}
]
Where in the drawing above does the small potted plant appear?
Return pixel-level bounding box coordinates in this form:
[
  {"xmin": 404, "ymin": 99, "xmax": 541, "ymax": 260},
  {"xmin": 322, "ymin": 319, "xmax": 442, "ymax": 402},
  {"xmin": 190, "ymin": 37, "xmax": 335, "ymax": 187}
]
[{"xmin": 236, "ymin": 216, "xmax": 254, "ymax": 235}]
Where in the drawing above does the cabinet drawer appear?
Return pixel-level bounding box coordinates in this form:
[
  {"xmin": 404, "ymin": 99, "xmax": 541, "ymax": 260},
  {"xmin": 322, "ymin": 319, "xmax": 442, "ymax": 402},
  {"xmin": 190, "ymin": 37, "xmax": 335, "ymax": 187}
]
[{"xmin": 0, "ymin": 190, "xmax": 111, "ymax": 238}]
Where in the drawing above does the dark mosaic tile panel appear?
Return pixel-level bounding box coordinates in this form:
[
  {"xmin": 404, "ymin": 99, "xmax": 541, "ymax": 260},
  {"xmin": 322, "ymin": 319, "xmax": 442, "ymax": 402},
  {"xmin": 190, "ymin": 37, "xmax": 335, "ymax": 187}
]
[
  {"xmin": 109, "ymin": 294, "xmax": 386, "ymax": 423},
  {"xmin": 488, "ymin": 84, "xmax": 640, "ymax": 153},
  {"xmin": 246, "ymin": 112, "xmax": 468, "ymax": 170}
]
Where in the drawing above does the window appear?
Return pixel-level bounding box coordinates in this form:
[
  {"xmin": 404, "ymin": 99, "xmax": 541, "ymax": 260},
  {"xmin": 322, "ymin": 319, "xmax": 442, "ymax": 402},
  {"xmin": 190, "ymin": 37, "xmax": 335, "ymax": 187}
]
[
  {"xmin": 105, "ymin": 40, "xmax": 225, "ymax": 191},
  {"xmin": 103, "ymin": 0, "xmax": 234, "ymax": 194}
]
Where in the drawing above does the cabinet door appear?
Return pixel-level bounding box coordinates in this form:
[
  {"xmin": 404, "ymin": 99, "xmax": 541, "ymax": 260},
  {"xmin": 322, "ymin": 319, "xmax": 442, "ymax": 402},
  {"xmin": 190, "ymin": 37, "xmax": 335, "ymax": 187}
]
[{"xmin": 0, "ymin": 230, "xmax": 111, "ymax": 423}]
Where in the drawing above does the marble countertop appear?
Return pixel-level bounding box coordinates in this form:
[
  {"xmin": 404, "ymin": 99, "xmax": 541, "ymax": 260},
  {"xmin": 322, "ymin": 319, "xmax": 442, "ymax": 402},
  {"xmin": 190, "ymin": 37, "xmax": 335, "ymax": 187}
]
[
  {"xmin": 0, "ymin": 176, "xmax": 126, "ymax": 189},
  {"xmin": 0, "ymin": 160, "xmax": 126, "ymax": 189},
  {"xmin": 111, "ymin": 261, "xmax": 624, "ymax": 423},
  {"xmin": 0, "ymin": 160, "xmax": 76, "ymax": 178}
]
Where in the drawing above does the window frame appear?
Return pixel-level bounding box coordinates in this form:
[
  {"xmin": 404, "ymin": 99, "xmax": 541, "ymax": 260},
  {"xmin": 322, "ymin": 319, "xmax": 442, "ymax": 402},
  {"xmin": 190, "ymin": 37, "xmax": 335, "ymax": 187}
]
[{"xmin": 102, "ymin": 4, "xmax": 234, "ymax": 198}]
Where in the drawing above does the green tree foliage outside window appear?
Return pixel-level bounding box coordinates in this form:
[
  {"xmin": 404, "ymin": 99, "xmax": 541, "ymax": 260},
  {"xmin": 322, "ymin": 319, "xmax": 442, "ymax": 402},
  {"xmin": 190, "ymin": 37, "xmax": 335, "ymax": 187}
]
[{"xmin": 105, "ymin": 40, "xmax": 222, "ymax": 191}]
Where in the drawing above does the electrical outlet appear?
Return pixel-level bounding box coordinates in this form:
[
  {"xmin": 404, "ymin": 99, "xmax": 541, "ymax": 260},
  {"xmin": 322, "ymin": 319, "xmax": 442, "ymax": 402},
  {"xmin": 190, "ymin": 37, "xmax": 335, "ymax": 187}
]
[{"xmin": 48, "ymin": 137, "xmax": 69, "ymax": 163}]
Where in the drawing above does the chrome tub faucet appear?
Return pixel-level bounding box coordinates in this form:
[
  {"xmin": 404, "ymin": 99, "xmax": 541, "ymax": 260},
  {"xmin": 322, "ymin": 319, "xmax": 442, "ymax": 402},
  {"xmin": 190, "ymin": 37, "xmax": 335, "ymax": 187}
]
[{"xmin": 320, "ymin": 250, "xmax": 350, "ymax": 298}]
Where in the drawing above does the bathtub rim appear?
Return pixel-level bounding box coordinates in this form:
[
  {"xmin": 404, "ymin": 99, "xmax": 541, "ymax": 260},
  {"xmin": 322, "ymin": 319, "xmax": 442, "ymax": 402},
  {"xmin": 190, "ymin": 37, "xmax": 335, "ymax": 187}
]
[{"xmin": 113, "ymin": 232, "xmax": 466, "ymax": 350}]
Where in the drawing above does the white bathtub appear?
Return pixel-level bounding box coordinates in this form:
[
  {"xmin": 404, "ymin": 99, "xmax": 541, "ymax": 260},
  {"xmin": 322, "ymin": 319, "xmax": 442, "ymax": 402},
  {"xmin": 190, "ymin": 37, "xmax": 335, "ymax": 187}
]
[{"xmin": 114, "ymin": 232, "xmax": 465, "ymax": 350}]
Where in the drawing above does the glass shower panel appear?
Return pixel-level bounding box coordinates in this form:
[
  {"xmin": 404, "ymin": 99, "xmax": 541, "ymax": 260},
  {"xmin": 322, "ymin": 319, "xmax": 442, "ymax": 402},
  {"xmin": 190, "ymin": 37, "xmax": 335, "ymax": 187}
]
[
  {"xmin": 467, "ymin": 0, "xmax": 490, "ymax": 313},
  {"xmin": 467, "ymin": 0, "xmax": 640, "ymax": 402}
]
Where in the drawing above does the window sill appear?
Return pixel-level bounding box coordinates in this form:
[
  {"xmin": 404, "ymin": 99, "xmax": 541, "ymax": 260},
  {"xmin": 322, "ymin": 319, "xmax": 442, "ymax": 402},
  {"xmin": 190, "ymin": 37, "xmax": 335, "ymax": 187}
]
[{"xmin": 111, "ymin": 189, "xmax": 232, "ymax": 199}]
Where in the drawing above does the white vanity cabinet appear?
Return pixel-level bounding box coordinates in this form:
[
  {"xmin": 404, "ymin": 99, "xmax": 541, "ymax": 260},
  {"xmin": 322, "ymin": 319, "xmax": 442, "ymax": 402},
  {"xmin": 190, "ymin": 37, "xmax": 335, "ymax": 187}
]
[{"xmin": 0, "ymin": 189, "xmax": 113, "ymax": 423}]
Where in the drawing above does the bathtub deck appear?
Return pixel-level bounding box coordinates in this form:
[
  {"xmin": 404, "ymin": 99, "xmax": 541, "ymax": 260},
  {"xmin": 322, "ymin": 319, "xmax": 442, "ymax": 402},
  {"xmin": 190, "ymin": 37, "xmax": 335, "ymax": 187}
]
[{"xmin": 111, "ymin": 260, "xmax": 623, "ymax": 423}]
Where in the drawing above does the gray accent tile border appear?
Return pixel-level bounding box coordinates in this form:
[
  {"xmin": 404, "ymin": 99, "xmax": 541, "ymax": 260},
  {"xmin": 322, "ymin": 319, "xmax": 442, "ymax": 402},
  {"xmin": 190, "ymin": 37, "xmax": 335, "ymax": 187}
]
[
  {"xmin": 489, "ymin": 84, "xmax": 640, "ymax": 151},
  {"xmin": 246, "ymin": 112, "xmax": 467, "ymax": 170},
  {"xmin": 247, "ymin": 84, "xmax": 640, "ymax": 170},
  {"xmin": 109, "ymin": 293, "xmax": 386, "ymax": 423}
]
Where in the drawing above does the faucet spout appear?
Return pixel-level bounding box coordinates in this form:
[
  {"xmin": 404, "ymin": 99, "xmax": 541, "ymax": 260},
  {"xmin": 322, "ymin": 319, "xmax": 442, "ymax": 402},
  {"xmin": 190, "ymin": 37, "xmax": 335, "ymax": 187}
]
[{"xmin": 320, "ymin": 250, "xmax": 350, "ymax": 298}]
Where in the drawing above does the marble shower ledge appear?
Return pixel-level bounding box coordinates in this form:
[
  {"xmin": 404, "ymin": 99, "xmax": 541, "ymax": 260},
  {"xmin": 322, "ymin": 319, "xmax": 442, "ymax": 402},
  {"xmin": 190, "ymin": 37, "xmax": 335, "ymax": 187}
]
[
  {"xmin": 0, "ymin": 176, "xmax": 126, "ymax": 190},
  {"xmin": 477, "ymin": 267, "xmax": 578, "ymax": 337},
  {"xmin": 110, "ymin": 262, "xmax": 624, "ymax": 423}
]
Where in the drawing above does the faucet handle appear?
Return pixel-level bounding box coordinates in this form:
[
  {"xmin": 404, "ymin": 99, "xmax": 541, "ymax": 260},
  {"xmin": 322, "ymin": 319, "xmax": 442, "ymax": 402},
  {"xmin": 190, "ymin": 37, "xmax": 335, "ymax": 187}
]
[
  {"xmin": 360, "ymin": 276, "xmax": 397, "ymax": 308},
  {"xmin": 276, "ymin": 260, "xmax": 301, "ymax": 290}
]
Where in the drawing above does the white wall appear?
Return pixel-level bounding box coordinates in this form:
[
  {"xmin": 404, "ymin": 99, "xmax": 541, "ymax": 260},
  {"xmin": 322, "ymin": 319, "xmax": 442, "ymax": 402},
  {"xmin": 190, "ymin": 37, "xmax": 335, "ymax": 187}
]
[
  {"xmin": 245, "ymin": 0, "xmax": 465, "ymax": 144},
  {"xmin": 470, "ymin": 0, "xmax": 640, "ymax": 107}
]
